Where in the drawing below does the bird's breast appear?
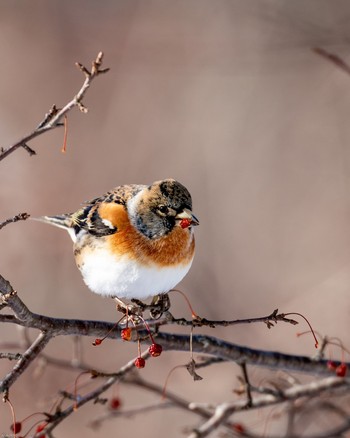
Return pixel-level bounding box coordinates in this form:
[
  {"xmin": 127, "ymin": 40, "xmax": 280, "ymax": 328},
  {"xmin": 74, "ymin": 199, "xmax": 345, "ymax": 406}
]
[
  {"xmin": 97, "ymin": 202, "xmax": 195, "ymax": 267},
  {"xmin": 72, "ymin": 204, "xmax": 195, "ymax": 298},
  {"xmin": 107, "ymin": 223, "xmax": 195, "ymax": 266}
]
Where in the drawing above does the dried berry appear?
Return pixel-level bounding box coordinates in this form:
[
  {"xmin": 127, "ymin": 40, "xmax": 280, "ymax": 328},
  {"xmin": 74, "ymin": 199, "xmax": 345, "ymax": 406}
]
[
  {"xmin": 134, "ymin": 357, "xmax": 146, "ymax": 369},
  {"xmin": 149, "ymin": 343, "xmax": 162, "ymax": 357},
  {"xmin": 121, "ymin": 328, "xmax": 132, "ymax": 341},
  {"xmin": 327, "ymin": 360, "xmax": 337, "ymax": 371},
  {"xmin": 336, "ymin": 363, "xmax": 347, "ymax": 377},
  {"xmin": 232, "ymin": 423, "xmax": 245, "ymax": 433},
  {"xmin": 109, "ymin": 397, "xmax": 121, "ymax": 410},
  {"xmin": 36, "ymin": 423, "xmax": 46, "ymax": 432},
  {"xmin": 10, "ymin": 422, "xmax": 22, "ymax": 433}
]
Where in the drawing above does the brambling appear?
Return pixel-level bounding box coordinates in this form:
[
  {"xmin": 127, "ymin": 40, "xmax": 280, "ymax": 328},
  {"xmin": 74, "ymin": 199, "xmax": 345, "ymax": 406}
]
[{"xmin": 38, "ymin": 179, "xmax": 199, "ymax": 302}]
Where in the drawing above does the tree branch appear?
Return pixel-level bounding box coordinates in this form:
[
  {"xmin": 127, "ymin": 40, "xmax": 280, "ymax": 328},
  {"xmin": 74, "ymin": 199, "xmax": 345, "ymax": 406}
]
[
  {"xmin": 0, "ymin": 52, "xmax": 109, "ymax": 162},
  {"xmin": 42, "ymin": 350, "xmax": 150, "ymax": 436},
  {"xmin": 0, "ymin": 332, "xmax": 51, "ymax": 394},
  {"xmin": 1, "ymin": 273, "xmax": 349, "ymax": 436},
  {"xmin": 188, "ymin": 376, "xmax": 350, "ymax": 438},
  {"xmin": 168, "ymin": 308, "xmax": 299, "ymax": 328},
  {"xmin": 0, "ymin": 275, "xmax": 345, "ymax": 382}
]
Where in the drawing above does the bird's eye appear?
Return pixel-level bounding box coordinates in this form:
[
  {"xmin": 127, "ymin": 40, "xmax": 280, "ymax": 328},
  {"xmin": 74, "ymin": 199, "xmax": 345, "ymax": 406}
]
[{"xmin": 157, "ymin": 205, "xmax": 169, "ymax": 215}]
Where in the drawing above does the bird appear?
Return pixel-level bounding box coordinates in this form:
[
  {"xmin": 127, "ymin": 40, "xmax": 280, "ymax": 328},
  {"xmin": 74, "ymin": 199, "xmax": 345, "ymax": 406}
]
[{"xmin": 37, "ymin": 179, "xmax": 199, "ymax": 303}]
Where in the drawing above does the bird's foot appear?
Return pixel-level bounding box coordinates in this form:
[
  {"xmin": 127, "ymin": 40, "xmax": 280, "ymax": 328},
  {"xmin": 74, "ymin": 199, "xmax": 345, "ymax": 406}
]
[
  {"xmin": 131, "ymin": 293, "xmax": 171, "ymax": 320},
  {"xmin": 113, "ymin": 297, "xmax": 144, "ymax": 320},
  {"xmin": 114, "ymin": 293, "xmax": 171, "ymax": 321}
]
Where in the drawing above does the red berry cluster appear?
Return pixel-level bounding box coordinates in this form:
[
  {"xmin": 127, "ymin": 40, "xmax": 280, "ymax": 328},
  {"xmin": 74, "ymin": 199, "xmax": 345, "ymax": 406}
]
[
  {"xmin": 327, "ymin": 360, "xmax": 347, "ymax": 377},
  {"xmin": 134, "ymin": 343, "xmax": 163, "ymax": 368}
]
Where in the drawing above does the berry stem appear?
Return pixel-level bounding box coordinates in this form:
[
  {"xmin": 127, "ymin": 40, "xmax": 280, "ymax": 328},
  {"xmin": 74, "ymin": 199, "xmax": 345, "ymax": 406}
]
[
  {"xmin": 138, "ymin": 316, "xmax": 156, "ymax": 344},
  {"xmin": 6, "ymin": 397, "xmax": 17, "ymax": 438},
  {"xmin": 162, "ymin": 365, "xmax": 185, "ymax": 399},
  {"xmin": 284, "ymin": 312, "xmax": 318, "ymax": 348},
  {"xmin": 137, "ymin": 339, "xmax": 142, "ymax": 358},
  {"xmin": 61, "ymin": 115, "xmax": 68, "ymax": 153},
  {"xmin": 21, "ymin": 419, "xmax": 48, "ymax": 438},
  {"xmin": 73, "ymin": 371, "xmax": 91, "ymax": 411},
  {"xmin": 170, "ymin": 289, "xmax": 198, "ymax": 318},
  {"xmin": 92, "ymin": 315, "xmax": 124, "ymax": 346}
]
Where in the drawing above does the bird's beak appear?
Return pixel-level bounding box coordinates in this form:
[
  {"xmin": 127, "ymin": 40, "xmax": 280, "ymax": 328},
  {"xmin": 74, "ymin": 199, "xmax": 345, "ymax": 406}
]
[{"xmin": 176, "ymin": 208, "xmax": 200, "ymax": 227}]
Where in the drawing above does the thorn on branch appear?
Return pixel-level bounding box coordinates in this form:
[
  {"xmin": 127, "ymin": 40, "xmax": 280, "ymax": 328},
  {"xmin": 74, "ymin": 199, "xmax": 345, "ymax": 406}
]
[
  {"xmin": 37, "ymin": 105, "xmax": 59, "ymax": 129},
  {"xmin": 0, "ymin": 352, "xmax": 23, "ymax": 361},
  {"xmin": 77, "ymin": 102, "xmax": 88, "ymax": 114},
  {"xmin": 21, "ymin": 143, "xmax": 36, "ymax": 156},
  {"xmin": 0, "ymin": 212, "xmax": 30, "ymax": 231},
  {"xmin": 93, "ymin": 397, "xmax": 108, "ymax": 406},
  {"xmin": 59, "ymin": 390, "xmax": 77, "ymax": 401}
]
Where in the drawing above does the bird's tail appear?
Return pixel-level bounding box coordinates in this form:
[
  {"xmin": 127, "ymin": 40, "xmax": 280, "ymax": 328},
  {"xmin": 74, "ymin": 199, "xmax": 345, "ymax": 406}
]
[{"xmin": 31, "ymin": 214, "xmax": 73, "ymax": 231}]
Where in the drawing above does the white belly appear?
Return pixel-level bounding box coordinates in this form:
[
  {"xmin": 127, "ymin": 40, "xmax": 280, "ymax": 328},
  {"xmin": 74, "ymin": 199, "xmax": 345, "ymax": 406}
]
[{"xmin": 79, "ymin": 248, "xmax": 193, "ymax": 300}]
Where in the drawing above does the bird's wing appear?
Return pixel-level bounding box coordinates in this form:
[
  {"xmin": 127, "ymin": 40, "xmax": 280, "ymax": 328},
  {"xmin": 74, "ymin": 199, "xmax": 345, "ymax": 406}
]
[
  {"xmin": 38, "ymin": 184, "xmax": 146, "ymax": 237},
  {"xmin": 71, "ymin": 184, "xmax": 146, "ymax": 237}
]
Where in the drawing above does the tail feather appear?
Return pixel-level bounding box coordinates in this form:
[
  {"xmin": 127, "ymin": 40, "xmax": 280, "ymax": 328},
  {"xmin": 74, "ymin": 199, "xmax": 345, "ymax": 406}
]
[
  {"xmin": 31, "ymin": 214, "xmax": 73, "ymax": 230},
  {"xmin": 31, "ymin": 214, "xmax": 78, "ymax": 242}
]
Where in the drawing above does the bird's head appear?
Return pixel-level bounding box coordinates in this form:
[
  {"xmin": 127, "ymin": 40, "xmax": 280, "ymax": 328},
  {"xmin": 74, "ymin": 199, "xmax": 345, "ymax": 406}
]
[{"xmin": 127, "ymin": 179, "xmax": 199, "ymax": 239}]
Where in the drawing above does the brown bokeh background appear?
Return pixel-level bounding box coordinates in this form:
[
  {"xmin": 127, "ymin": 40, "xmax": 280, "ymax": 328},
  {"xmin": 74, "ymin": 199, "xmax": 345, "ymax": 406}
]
[{"xmin": 1, "ymin": 1, "xmax": 350, "ymax": 436}]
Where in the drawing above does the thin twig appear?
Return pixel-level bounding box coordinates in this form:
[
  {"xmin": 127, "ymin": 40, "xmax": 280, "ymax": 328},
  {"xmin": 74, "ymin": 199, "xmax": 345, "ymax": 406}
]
[
  {"xmin": 0, "ymin": 332, "xmax": 51, "ymax": 393},
  {"xmin": 21, "ymin": 143, "xmax": 36, "ymax": 156},
  {"xmin": 168, "ymin": 308, "xmax": 298, "ymax": 328},
  {"xmin": 0, "ymin": 212, "xmax": 30, "ymax": 231},
  {"xmin": 313, "ymin": 47, "xmax": 350, "ymax": 76},
  {"xmin": 0, "ymin": 353, "xmax": 22, "ymax": 361},
  {"xmin": 90, "ymin": 401, "xmax": 174, "ymax": 429},
  {"xmin": 42, "ymin": 350, "xmax": 150, "ymax": 436},
  {"xmin": 0, "ymin": 52, "xmax": 109, "ymax": 162},
  {"xmin": 188, "ymin": 376, "xmax": 350, "ymax": 438},
  {"xmin": 240, "ymin": 362, "xmax": 253, "ymax": 408},
  {"xmin": 122, "ymin": 376, "xmax": 235, "ymax": 433}
]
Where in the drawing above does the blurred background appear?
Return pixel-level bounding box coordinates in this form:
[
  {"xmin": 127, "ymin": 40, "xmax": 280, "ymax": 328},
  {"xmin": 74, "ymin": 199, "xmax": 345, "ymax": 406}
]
[{"xmin": 1, "ymin": 1, "xmax": 350, "ymax": 436}]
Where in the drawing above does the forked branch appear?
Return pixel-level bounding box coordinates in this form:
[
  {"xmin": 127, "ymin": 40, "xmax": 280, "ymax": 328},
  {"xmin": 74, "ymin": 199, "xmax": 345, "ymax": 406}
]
[{"xmin": 0, "ymin": 52, "xmax": 109, "ymax": 162}]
